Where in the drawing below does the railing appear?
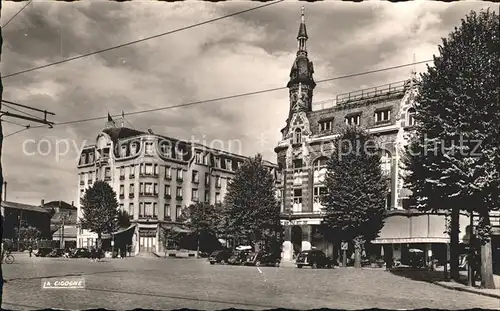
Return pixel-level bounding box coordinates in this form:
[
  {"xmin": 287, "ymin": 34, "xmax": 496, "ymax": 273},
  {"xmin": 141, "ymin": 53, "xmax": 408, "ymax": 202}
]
[{"xmin": 336, "ymin": 80, "xmax": 409, "ymax": 105}]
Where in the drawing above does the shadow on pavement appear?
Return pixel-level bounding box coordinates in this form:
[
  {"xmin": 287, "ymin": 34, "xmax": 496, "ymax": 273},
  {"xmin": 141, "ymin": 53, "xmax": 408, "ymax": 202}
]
[{"xmin": 389, "ymin": 267, "xmax": 467, "ymax": 285}]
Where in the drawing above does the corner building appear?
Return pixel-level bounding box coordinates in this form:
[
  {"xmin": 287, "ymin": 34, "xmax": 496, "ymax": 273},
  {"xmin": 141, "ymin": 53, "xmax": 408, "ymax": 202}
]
[
  {"xmin": 275, "ymin": 9, "xmax": 420, "ymax": 261},
  {"xmin": 76, "ymin": 122, "xmax": 277, "ymax": 255}
]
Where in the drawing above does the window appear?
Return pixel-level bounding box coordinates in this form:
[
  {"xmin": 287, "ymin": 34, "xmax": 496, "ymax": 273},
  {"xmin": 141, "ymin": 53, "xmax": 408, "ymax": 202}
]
[
  {"xmin": 176, "ymin": 187, "xmax": 183, "ymax": 198},
  {"xmin": 120, "ymin": 185, "xmax": 124, "ymax": 196},
  {"xmin": 131, "ymin": 142, "xmax": 138, "ymax": 155},
  {"xmin": 176, "ymin": 148, "xmax": 183, "ymax": 160},
  {"xmin": 380, "ymin": 150, "xmax": 392, "ymax": 175},
  {"xmin": 130, "ymin": 165, "xmax": 136, "ymax": 177},
  {"xmin": 319, "ymin": 119, "xmax": 333, "ymax": 132},
  {"xmin": 80, "ymin": 154, "xmax": 86, "ymax": 165},
  {"xmin": 165, "ymin": 204, "xmax": 171, "ymax": 218},
  {"xmin": 145, "ymin": 142, "xmax": 153, "ymax": 155},
  {"xmin": 153, "ymin": 203, "xmax": 158, "ymax": 217},
  {"xmin": 204, "ymin": 154, "xmax": 210, "ymax": 165},
  {"xmin": 120, "ymin": 145, "xmax": 127, "ymax": 157},
  {"xmin": 89, "ymin": 152, "xmax": 94, "ymax": 162},
  {"xmin": 145, "ymin": 183, "xmax": 153, "ymax": 195},
  {"xmin": 164, "ymin": 166, "xmax": 172, "ymax": 180},
  {"xmin": 313, "ymin": 157, "xmax": 328, "ymax": 171},
  {"xmin": 237, "ymin": 162, "xmax": 243, "ymax": 169},
  {"xmin": 176, "ymin": 205, "xmax": 182, "ymax": 219},
  {"xmin": 192, "ymin": 189, "xmax": 199, "ymax": 201},
  {"xmin": 195, "ymin": 151, "xmax": 202, "ymax": 163},
  {"xmin": 215, "ymin": 176, "xmax": 221, "ymax": 188},
  {"xmin": 154, "ymin": 183, "xmax": 159, "ymax": 195},
  {"xmin": 120, "ymin": 167, "xmax": 125, "ymax": 179},
  {"xmin": 225, "ymin": 159, "xmax": 232, "ymax": 171},
  {"xmin": 313, "ymin": 187, "xmax": 328, "ymax": 202},
  {"xmin": 294, "ymin": 128, "xmax": 302, "ymax": 144},
  {"xmin": 293, "ymin": 159, "xmax": 303, "ymax": 169},
  {"xmin": 161, "ymin": 144, "xmax": 171, "ymax": 157},
  {"xmin": 215, "ymin": 193, "xmax": 221, "ymax": 204},
  {"xmin": 145, "ymin": 163, "xmax": 153, "ymax": 175},
  {"xmin": 129, "ymin": 183, "xmax": 135, "ymax": 194},
  {"xmin": 204, "ymin": 190, "xmax": 210, "ymax": 202},
  {"xmin": 407, "ymin": 108, "xmax": 416, "ymax": 126},
  {"xmin": 119, "ymin": 203, "xmax": 124, "ymax": 211},
  {"xmin": 80, "ymin": 189, "xmax": 84, "ymax": 197},
  {"xmin": 293, "ymin": 189, "xmax": 302, "ymax": 204},
  {"xmin": 215, "ymin": 157, "xmax": 221, "ymax": 168},
  {"xmin": 205, "ymin": 173, "xmax": 210, "ymax": 186},
  {"xmin": 145, "ymin": 202, "xmax": 153, "ymax": 217},
  {"xmin": 177, "ymin": 168, "xmax": 183, "ymax": 181},
  {"xmin": 104, "ymin": 167, "xmax": 111, "ymax": 179},
  {"xmin": 375, "ymin": 109, "xmax": 391, "ymax": 123},
  {"xmin": 139, "ymin": 202, "xmax": 144, "ymax": 218},
  {"xmin": 80, "ymin": 174, "xmax": 85, "ymax": 184},
  {"xmin": 139, "ymin": 183, "xmax": 144, "ymax": 194},
  {"xmin": 192, "ymin": 171, "xmax": 199, "ymax": 183},
  {"xmin": 154, "ymin": 164, "xmax": 159, "ymax": 176},
  {"xmin": 129, "ymin": 202, "xmax": 134, "ymax": 216},
  {"xmin": 345, "ymin": 114, "xmax": 360, "ymax": 126}
]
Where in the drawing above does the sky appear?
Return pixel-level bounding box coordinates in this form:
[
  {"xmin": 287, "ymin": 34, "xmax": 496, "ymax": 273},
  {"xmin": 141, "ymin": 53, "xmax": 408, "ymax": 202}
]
[{"xmin": 0, "ymin": 0, "xmax": 496, "ymax": 206}]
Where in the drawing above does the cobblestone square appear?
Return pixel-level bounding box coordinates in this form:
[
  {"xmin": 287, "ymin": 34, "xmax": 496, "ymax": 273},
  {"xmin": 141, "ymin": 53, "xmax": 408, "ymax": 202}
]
[{"xmin": 2, "ymin": 254, "xmax": 499, "ymax": 310}]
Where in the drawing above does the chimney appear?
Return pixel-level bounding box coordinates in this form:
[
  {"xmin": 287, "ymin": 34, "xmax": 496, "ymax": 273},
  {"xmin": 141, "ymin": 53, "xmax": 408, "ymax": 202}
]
[
  {"xmin": 41, "ymin": 199, "xmax": 44, "ymax": 207},
  {"xmin": 71, "ymin": 201, "xmax": 74, "ymax": 207}
]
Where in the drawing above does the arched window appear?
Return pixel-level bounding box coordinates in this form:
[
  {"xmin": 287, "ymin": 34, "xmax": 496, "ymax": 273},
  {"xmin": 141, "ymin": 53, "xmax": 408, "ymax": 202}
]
[
  {"xmin": 313, "ymin": 157, "xmax": 328, "ymax": 172},
  {"xmin": 380, "ymin": 150, "xmax": 392, "ymax": 176},
  {"xmin": 407, "ymin": 108, "xmax": 416, "ymax": 126},
  {"xmin": 294, "ymin": 128, "xmax": 302, "ymax": 144}
]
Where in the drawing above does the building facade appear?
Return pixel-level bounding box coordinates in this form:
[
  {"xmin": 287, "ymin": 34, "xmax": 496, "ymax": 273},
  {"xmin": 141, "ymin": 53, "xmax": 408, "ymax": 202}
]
[
  {"xmin": 276, "ymin": 9, "xmax": 500, "ymax": 267},
  {"xmin": 76, "ymin": 122, "xmax": 277, "ymax": 255},
  {"xmin": 275, "ymin": 9, "xmax": 420, "ymax": 261},
  {"xmin": 1, "ymin": 201, "xmax": 52, "ymax": 242}
]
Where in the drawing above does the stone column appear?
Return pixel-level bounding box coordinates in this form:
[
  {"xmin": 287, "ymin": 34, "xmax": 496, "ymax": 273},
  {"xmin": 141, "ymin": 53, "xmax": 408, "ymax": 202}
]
[{"xmin": 301, "ymin": 225, "xmax": 312, "ymax": 251}]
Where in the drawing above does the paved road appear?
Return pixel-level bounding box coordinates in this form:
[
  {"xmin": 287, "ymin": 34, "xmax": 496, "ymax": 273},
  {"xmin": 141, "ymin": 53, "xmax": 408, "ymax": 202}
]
[{"xmin": 2, "ymin": 254, "xmax": 499, "ymax": 310}]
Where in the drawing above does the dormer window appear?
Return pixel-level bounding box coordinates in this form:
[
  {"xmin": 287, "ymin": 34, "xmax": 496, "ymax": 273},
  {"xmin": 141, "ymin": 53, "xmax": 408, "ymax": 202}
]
[
  {"xmin": 195, "ymin": 151, "xmax": 202, "ymax": 164},
  {"xmin": 294, "ymin": 128, "xmax": 302, "ymax": 144},
  {"xmin": 175, "ymin": 147, "xmax": 183, "ymax": 160},
  {"xmin": 88, "ymin": 152, "xmax": 94, "ymax": 162},
  {"xmin": 80, "ymin": 154, "xmax": 86, "ymax": 165},
  {"xmin": 215, "ymin": 157, "xmax": 221, "ymax": 168},
  {"xmin": 319, "ymin": 119, "xmax": 333, "ymax": 132},
  {"xmin": 345, "ymin": 114, "xmax": 360, "ymax": 126},
  {"xmin": 145, "ymin": 142, "xmax": 153, "ymax": 155},
  {"xmin": 407, "ymin": 108, "xmax": 416, "ymax": 126},
  {"xmin": 204, "ymin": 154, "xmax": 210, "ymax": 165},
  {"xmin": 130, "ymin": 142, "xmax": 138, "ymax": 155},
  {"xmin": 225, "ymin": 159, "xmax": 233, "ymax": 171},
  {"xmin": 161, "ymin": 143, "xmax": 171, "ymax": 157},
  {"xmin": 120, "ymin": 144, "xmax": 127, "ymax": 157},
  {"xmin": 375, "ymin": 109, "xmax": 391, "ymax": 123}
]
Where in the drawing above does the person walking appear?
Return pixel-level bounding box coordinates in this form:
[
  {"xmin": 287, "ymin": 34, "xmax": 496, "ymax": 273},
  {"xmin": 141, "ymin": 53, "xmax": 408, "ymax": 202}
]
[
  {"xmin": 90, "ymin": 247, "xmax": 96, "ymax": 262},
  {"xmin": 28, "ymin": 245, "xmax": 33, "ymax": 257}
]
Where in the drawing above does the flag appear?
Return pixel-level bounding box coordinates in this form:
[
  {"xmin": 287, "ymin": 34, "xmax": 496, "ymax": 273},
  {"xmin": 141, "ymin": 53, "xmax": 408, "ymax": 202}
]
[{"xmin": 107, "ymin": 113, "xmax": 114, "ymax": 122}]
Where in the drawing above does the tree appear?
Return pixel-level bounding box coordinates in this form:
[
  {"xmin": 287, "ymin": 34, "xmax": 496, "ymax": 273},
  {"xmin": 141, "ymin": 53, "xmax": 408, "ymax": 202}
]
[
  {"xmin": 404, "ymin": 9, "xmax": 499, "ymax": 288},
  {"xmin": 224, "ymin": 154, "xmax": 281, "ymax": 250},
  {"xmin": 79, "ymin": 181, "xmax": 120, "ymax": 250},
  {"xmin": 116, "ymin": 210, "xmax": 131, "ymax": 228},
  {"xmin": 322, "ymin": 127, "xmax": 388, "ymax": 268},
  {"xmin": 15, "ymin": 226, "xmax": 42, "ymax": 242}
]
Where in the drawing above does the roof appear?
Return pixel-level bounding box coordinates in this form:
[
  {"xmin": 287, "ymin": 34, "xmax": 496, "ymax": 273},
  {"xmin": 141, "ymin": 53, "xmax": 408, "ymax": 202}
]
[
  {"xmin": 50, "ymin": 212, "xmax": 78, "ymax": 225},
  {"xmin": 2, "ymin": 201, "xmax": 51, "ymax": 214},
  {"xmin": 44, "ymin": 201, "xmax": 77, "ymax": 210},
  {"xmin": 103, "ymin": 127, "xmax": 146, "ymax": 141},
  {"xmin": 52, "ymin": 226, "xmax": 78, "ymax": 238},
  {"xmin": 297, "ymin": 21, "xmax": 308, "ymax": 39}
]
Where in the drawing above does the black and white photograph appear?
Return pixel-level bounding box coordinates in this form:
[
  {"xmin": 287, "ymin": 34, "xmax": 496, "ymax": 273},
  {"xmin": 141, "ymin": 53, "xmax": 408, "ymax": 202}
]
[{"xmin": 0, "ymin": 0, "xmax": 499, "ymax": 310}]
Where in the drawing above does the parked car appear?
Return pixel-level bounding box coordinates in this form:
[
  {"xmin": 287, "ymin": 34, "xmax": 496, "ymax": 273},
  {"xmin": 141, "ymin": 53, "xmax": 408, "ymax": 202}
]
[
  {"xmin": 296, "ymin": 250, "xmax": 334, "ymax": 269},
  {"xmin": 228, "ymin": 250, "xmax": 251, "ymax": 265},
  {"xmin": 208, "ymin": 249, "xmax": 232, "ymax": 265},
  {"xmin": 47, "ymin": 248, "xmax": 65, "ymax": 258},
  {"xmin": 35, "ymin": 247, "xmax": 53, "ymax": 257},
  {"xmin": 245, "ymin": 251, "xmax": 281, "ymax": 267},
  {"xmin": 71, "ymin": 248, "xmax": 91, "ymax": 258}
]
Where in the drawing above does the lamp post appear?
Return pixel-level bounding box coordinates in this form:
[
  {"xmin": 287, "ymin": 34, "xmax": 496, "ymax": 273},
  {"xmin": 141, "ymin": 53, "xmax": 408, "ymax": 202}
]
[
  {"xmin": 17, "ymin": 212, "xmax": 23, "ymax": 252},
  {"xmin": 112, "ymin": 215, "xmax": 118, "ymax": 258}
]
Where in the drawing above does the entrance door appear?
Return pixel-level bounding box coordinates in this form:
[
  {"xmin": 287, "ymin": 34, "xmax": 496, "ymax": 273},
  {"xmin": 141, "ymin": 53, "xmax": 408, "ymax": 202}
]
[{"xmin": 139, "ymin": 235, "xmax": 157, "ymax": 253}]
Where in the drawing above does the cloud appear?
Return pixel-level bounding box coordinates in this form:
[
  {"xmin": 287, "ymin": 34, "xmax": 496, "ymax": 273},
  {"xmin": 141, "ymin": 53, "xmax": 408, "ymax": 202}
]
[{"xmin": 0, "ymin": 1, "xmax": 493, "ymax": 206}]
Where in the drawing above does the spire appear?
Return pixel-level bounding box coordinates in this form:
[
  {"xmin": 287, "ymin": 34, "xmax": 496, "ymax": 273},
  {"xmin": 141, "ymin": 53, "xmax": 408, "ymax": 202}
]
[
  {"xmin": 297, "ymin": 6, "xmax": 308, "ymax": 53},
  {"xmin": 105, "ymin": 112, "xmax": 117, "ymax": 129}
]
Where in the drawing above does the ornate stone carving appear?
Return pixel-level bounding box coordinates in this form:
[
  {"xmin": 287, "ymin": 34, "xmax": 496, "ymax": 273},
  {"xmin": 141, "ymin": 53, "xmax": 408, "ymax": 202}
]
[
  {"xmin": 302, "ymin": 142, "xmax": 311, "ymax": 166},
  {"xmin": 286, "ymin": 145, "xmax": 293, "ymax": 168}
]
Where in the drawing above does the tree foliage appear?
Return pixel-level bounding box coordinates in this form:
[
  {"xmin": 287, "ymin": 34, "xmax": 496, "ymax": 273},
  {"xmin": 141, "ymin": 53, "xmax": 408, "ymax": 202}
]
[
  {"xmin": 15, "ymin": 225, "xmax": 42, "ymax": 241},
  {"xmin": 224, "ymin": 154, "xmax": 281, "ymax": 247},
  {"xmin": 79, "ymin": 181, "xmax": 120, "ymax": 244},
  {"xmin": 179, "ymin": 202, "xmax": 222, "ymax": 236},
  {"xmin": 322, "ymin": 127, "xmax": 388, "ymax": 267},
  {"xmin": 116, "ymin": 210, "xmax": 131, "ymax": 229},
  {"xmin": 403, "ymin": 9, "xmax": 499, "ymax": 288}
]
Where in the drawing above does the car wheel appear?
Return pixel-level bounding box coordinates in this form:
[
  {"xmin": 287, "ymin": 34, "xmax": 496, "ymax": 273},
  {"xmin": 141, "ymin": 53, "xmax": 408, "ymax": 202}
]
[
  {"xmin": 210, "ymin": 262, "xmax": 215, "ymax": 265},
  {"xmin": 297, "ymin": 265, "xmax": 303, "ymax": 269}
]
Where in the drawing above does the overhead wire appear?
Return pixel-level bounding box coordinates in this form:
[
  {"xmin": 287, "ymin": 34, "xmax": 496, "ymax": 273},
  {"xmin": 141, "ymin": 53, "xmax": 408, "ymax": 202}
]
[
  {"xmin": 25, "ymin": 59, "xmax": 432, "ymax": 129},
  {"xmin": 4, "ymin": 127, "xmax": 31, "ymax": 138},
  {"xmin": 1, "ymin": 0, "xmax": 285, "ymax": 79},
  {"xmin": 1, "ymin": 0, "xmax": 33, "ymax": 29}
]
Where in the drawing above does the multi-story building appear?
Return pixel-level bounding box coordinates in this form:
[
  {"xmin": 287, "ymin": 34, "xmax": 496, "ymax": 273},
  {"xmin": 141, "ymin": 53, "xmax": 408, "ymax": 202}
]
[
  {"xmin": 276, "ymin": 9, "xmax": 500, "ymax": 268},
  {"xmin": 76, "ymin": 121, "xmax": 278, "ymax": 255}
]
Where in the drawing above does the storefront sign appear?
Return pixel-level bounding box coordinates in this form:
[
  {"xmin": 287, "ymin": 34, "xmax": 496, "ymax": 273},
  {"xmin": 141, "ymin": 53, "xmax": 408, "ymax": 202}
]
[{"xmin": 42, "ymin": 277, "xmax": 85, "ymax": 289}]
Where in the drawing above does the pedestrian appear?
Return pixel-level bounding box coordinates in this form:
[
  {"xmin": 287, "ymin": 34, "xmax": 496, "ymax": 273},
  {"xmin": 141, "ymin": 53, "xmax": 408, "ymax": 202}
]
[
  {"xmin": 90, "ymin": 247, "xmax": 96, "ymax": 262},
  {"xmin": 28, "ymin": 245, "xmax": 33, "ymax": 257}
]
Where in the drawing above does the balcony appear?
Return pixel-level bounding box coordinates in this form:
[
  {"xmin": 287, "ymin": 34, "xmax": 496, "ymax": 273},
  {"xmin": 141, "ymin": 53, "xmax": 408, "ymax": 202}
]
[
  {"xmin": 176, "ymin": 178, "xmax": 183, "ymax": 183},
  {"xmin": 129, "ymin": 173, "xmax": 135, "ymax": 179},
  {"xmin": 88, "ymin": 180, "xmax": 93, "ymax": 185},
  {"xmin": 164, "ymin": 194, "xmax": 172, "ymax": 200},
  {"xmin": 80, "ymin": 181, "xmax": 84, "ymax": 185},
  {"xmin": 192, "ymin": 179, "xmax": 199, "ymax": 184},
  {"xmin": 138, "ymin": 215, "xmax": 158, "ymax": 221},
  {"xmin": 216, "ymin": 183, "xmax": 221, "ymax": 188},
  {"xmin": 119, "ymin": 194, "xmax": 125, "ymax": 199},
  {"xmin": 176, "ymin": 196, "xmax": 183, "ymax": 201},
  {"xmin": 140, "ymin": 172, "xmax": 156, "ymax": 178},
  {"xmin": 140, "ymin": 192, "xmax": 158, "ymax": 198},
  {"xmin": 165, "ymin": 175, "xmax": 172, "ymax": 181},
  {"xmin": 164, "ymin": 216, "xmax": 172, "ymax": 221},
  {"xmin": 120, "ymin": 175, "xmax": 125, "ymax": 180},
  {"xmin": 104, "ymin": 176, "xmax": 111, "ymax": 181},
  {"xmin": 129, "ymin": 193, "xmax": 135, "ymax": 198}
]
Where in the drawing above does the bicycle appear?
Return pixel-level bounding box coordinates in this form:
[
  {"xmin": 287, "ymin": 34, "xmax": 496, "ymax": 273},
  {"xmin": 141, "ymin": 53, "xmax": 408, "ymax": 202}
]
[{"xmin": 2, "ymin": 252, "xmax": 15, "ymax": 264}]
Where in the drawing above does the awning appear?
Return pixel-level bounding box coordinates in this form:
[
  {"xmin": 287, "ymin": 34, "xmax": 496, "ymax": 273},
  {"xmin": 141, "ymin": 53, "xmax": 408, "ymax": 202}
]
[
  {"xmin": 102, "ymin": 224, "xmax": 137, "ymax": 239},
  {"xmin": 162, "ymin": 224, "xmax": 191, "ymax": 233},
  {"xmin": 371, "ymin": 237, "xmax": 450, "ymax": 244}
]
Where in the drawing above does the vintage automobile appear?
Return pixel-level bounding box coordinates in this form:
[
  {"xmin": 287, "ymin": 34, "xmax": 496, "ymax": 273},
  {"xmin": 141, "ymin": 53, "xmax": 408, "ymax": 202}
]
[
  {"xmin": 296, "ymin": 250, "xmax": 334, "ymax": 269},
  {"xmin": 208, "ymin": 249, "xmax": 232, "ymax": 265},
  {"xmin": 47, "ymin": 248, "xmax": 66, "ymax": 258},
  {"xmin": 70, "ymin": 248, "xmax": 91, "ymax": 258},
  {"xmin": 245, "ymin": 251, "xmax": 281, "ymax": 267},
  {"xmin": 35, "ymin": 247, "xmax": 53, "ymax": 257},
  {"xmin": 227, "ymin": 250, "xmax": 251, "ymax": 265}
]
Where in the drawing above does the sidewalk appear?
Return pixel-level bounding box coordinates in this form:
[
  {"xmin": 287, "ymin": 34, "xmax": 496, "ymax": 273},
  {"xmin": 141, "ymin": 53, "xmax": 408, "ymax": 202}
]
[{"xmin": 433, "ymin": 280, "xmax": 500, "ymax": 299}]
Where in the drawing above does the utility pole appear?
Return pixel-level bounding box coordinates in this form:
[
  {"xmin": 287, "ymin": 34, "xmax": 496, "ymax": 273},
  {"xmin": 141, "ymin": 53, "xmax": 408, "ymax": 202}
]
[{"xmin": 17, "ymin": 211, "xmax": 22, "ymax": 252}]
